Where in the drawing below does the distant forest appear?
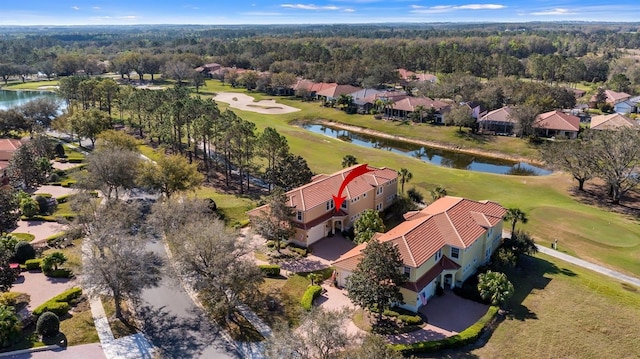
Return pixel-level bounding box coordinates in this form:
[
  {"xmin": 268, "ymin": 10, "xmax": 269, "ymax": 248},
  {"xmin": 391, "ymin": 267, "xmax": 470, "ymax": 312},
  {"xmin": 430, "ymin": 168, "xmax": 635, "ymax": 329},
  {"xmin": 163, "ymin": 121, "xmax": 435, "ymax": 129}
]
[{"xmin": 1, "ymin": 23, "xmax": 640, "ymax": 88}]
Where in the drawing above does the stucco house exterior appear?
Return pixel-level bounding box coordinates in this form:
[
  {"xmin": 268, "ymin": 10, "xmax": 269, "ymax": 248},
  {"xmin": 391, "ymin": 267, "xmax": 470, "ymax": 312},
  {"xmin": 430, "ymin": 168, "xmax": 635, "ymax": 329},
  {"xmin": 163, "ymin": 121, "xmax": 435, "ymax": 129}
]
[
  {"xmin": 248, "ymin": 165, "xmax": 398, "ymax": 248},
  {"xmin": 534, "ymin": 110, "xmax": 580, "ymax": 139},
  {"xmin": 332, "ymin": 196, "xmax": 506, "ymax": 313},
  {"xmin": 478, "ymin": 106, "xmax": 515, "ymax": 135}
]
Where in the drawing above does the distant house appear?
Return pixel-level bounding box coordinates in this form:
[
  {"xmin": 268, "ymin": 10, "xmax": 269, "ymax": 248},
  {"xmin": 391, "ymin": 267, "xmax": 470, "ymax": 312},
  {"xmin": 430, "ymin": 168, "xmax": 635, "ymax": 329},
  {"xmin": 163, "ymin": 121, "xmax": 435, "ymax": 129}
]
[
  {"xmin": 534, "ymin": 110, "xmax": 580, "ymax": 139},
  {"xmin": 292, "ymin": 80, "xmax": 338, "ymax": 99},
  {"xmin": 590, "ymin": 89, "xmax": 631, "ymax": 108},
  {"xmin": 462, "ymin": 101, "xmax": 487, "ymax": 120},
  {"xmin": 614, "ymin": 95, "xmax": 640, "ymax": 115},
  {"xmin": 316, "ymin": 85, "xmax": 362, "ymax": 103},
  {"xmin": 478, "ymin": 107, "xmax": 515, "ymax": 135},
  {"xmin": 397, "ymin": 68, "xmax": 438, "ymax": 86},
  {"xmin": 247, "ymin": 165, "xmax": 398, "ymax": 248},
  {"xmin": 590, "ymin": 113, "xmax": 638, "ymax": 131},
  {"xmin": 333, "ymin": 196, "xmax": 506, "ymax": 313},
  {"xmin": 0, "ymin": 138, "xmax": 23, "ymax": 185},
  {"xmin": 194, "ymin": 63, "xmax": 222, "ymax": 78},
  {"xmin": 387, "ymin": 97, "xmax": 450, "ymax": 123},
  {"xmin": 349, "ymin": 88, "xmax": 382, "ymax": 114}
]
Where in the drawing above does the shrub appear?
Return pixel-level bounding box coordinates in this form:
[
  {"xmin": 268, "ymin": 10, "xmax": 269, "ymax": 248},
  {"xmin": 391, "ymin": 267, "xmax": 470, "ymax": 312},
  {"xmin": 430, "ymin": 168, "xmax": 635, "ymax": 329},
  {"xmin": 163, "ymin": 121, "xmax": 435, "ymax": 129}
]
[
  {"xmin": 45, "ymin": 232, "xmax": 67, "ymax": 247},
  {"xmin": 51, "ymin": 287, "xmax": 82, "ymax": 303},
  {"xmin": 55, "ymin": 194, "xmax": 73, "ymax": 204},
  {"xmin": 54, "ymin": 143, "xmax": 65, "ymax": 158},
  {"xmin": 20, "ymin": 198, "xmax": 40, "ymax": 218},
  {"xmin": 34, "ymin": 195, "xmax": 56, "ymax": 215},
  {"xmin": 266, "ymin": 240, "xmax": 275, "ymax": 248},
  {"xmin": 300, "ymin": 285, "xmax": 323, "ymax": 310},
  {"xmin": 289, "ymin": 246, "xmax": 308, "ymax": 257},
  {"xmin": 32, "ymin": 287, "xmax": 82, "ymax": 317},
  {"xmin": 36, "ymin": 312, "xmax": 60, "ymax": 338},
  {"xmin": 42, "ymin": 252, "xmax": 67, "ymax": 272},
  {"xmin": 407, "ymin": 187, "xmax": 424, "ymax": 204},
  {"xmin": 32, "ymin": 301, "xmax": 70, "ymax": 317},
  {"xmin": 0, "ymin": 305, "xmax": 21, "ymax": 348},
  {"xmin": 398, "ymin": 314, "xmax": 423, "ymax": 325},
  {"xmin": 0, "ymin": 292, "xmax": 21, "ymax": 306},
  {"xmin": 25, "ymin": 258, "xmax": 42, "ymax": 271},
  {"xmin": 45, "ymin": 269, "xmax": 73, "ymax": 278},
  {"xmin": 14, "ymin": 241, "xmax": 36, "ymax": 264},
  {"xmin": 391, "ymin": 306, "xmax": 498, "ymax": 355},
  {"xmin": 258, "ymin": 264, "xmax": 281, "ymax": 277},
  {"xmin": 48, "ymin": 173, "xmax": 60, "ymax": 183}
]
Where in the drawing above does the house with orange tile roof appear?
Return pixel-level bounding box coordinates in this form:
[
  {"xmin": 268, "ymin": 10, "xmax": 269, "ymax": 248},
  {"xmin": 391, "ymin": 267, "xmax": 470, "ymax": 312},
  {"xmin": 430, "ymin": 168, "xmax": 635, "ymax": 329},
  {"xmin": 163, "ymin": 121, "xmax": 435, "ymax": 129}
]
[
  {"xmin": 0, "ymin": 138, "xmax": 23, "ymax": 185},
  {"xmin": 332, "ymin": 196, "xmax": 506, "ymax": 312},
  {"xmin": 534, "ymin": 110, "xmax": 580, "ymax": 139},
  {"xmin": 248, "ymin": 165, "xmax": 399, "ymax": 247},
  {"xmin": 388, "ymin": 96, "xmax": 450, "ymax": 123},
  {"xmin": 590, "ymin": 113, "xmax": 639, "ymax": 131},
  {"xmin": 478, "ymin": 106, "xmax": 515, "ymax": 134}
]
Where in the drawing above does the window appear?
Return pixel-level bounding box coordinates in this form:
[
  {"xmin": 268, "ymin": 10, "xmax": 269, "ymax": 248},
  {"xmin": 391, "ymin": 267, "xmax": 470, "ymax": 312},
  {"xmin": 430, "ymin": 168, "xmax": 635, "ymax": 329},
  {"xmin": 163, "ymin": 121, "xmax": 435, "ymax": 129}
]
[
  {"xmin": 296, "ymin": 211, "xmax": 303, "ymax": 221},
  {"xmin": 376, "ymin": 202, "xmax": 383, "ymax": 211},
  {"xmin": 434, "ymin": 249, "xmax": 442, "ymax": 261},
  {"xmin": 403, "ymin": 266, "xmax": 411, "ymax": 278},
  {"xmin": 363, "ymin": 193, "xmax": 367, "ymax": 198},
  {"xmin": 326, "ymin": 199, "xmax": 334, "ymax": 211},
  {"xmin": 376, "ymin": 187, "xmax": 383, "ymax": 196},
  {"xmin": 341, "ymin": 200, "xmax": 347, "ymax": 209},
  {"xmin": 451, "ymin": 247, "xmax": 460, "ymax": 259}
]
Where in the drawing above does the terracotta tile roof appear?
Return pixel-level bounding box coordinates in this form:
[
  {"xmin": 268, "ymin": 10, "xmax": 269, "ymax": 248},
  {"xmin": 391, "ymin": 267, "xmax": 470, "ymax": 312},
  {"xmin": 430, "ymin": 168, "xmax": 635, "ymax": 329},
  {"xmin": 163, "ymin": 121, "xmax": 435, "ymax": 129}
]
[
  {"xmin": 286, "ymin": 165, "xmax": 397, "ymax": 212},
  {"xmin": 590, "ymin": 113, "xmax": 638, "ymax": 130},
  {"xmin": 0, "ymin": 139, "xmax": 23, "ymax": 162},
  {"xmin": 590, "ymin": 89, "xmax": 631, "ymax": 105},
  {"xmin": 293, "ymin": 210, "xmax": 348, "ymax": 230},
  {"xmin": 479, "ymin": 107, "xmax": 514, "ymax": 124},
  {"xmin": 403, "ymin": 256, "xmax": 460, "ymax": 292},
  {"xmin": 333, "ymin": 196, "xmax": 506, "ymax": 269},
  {"xmin": 397, "ymin": 68, "xmax": 437, "ymax": 83},
  {"xmin": 534, "ymin": 110, "xmax": 580, "ymax": 132},
  {"xmin": 391, "ymin": 97, "xmax": 449, "ymax": 112},
  {"xmin": 316, "ymin": 85, "xmax": 362, "ymax": 98}
]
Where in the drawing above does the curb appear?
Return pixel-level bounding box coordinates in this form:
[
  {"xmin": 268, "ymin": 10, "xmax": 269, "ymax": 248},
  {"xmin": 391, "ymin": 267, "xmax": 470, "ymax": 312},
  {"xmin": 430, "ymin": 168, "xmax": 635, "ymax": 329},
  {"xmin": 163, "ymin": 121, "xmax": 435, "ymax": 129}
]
[{"xmin": 0, "ymin": 344, "xmax": 61, "ymax": 358}]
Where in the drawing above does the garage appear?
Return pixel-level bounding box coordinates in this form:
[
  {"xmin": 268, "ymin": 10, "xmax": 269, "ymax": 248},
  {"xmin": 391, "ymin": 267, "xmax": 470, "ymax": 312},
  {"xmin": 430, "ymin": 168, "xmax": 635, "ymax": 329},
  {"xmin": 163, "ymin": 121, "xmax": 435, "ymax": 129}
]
[{"xmin": 306, "ymin": 222, "xmax": 327, "ymax": 246}]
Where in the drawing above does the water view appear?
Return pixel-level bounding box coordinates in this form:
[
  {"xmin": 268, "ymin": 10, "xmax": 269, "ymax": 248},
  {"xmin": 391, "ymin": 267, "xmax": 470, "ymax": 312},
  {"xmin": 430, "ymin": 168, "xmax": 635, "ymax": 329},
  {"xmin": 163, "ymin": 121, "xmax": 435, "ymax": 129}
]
[
  {"xmin": 0, "ymin": 89, "xmax": 59, "ymax": 110},
  {"xmin": 302, "ymin": 124, "xmax": 551, "ymax": 176}
]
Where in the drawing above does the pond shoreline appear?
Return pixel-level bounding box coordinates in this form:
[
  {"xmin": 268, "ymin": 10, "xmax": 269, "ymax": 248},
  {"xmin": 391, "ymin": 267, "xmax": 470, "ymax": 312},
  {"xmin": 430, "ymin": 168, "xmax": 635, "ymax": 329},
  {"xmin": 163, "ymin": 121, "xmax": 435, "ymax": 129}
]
[{"xmin": 304, "ymin": 119, "xmax": 547, "ymax": 168}]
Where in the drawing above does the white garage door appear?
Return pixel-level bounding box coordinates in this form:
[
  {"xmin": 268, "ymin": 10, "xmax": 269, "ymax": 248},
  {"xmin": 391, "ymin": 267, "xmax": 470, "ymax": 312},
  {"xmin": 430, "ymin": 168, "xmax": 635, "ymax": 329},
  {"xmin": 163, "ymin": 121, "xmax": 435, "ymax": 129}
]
[{"xmin": 306, "ymin": 223, "xmax": 326, "ymax": 246}]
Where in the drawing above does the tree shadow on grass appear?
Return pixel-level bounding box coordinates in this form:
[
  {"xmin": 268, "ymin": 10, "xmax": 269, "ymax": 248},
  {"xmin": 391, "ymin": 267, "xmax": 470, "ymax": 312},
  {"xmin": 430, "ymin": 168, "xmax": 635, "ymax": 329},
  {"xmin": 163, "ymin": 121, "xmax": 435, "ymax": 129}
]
[
  {"xmin": 504, "ymin": 254, "xmax": 577, "ymax": 321},
  {"xmin": 137, "ymin": 305, "xmax": 238, "ymax": 359}
]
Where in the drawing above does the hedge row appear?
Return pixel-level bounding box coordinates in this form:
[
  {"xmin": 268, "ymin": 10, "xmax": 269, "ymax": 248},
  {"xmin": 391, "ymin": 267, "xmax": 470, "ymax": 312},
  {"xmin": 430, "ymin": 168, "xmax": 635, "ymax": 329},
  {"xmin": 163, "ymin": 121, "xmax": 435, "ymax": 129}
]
[
  {"xmin": 258, "ymin": 264, "xmax": 281, "ymax": 277},
  {"xmin": 32, "ymin": 287, "xmax": 82, "ymax": 317},
  {"xmin": 391, "ymin": 306, "xmax": 499, "ymax": 355},
  {"xmin": 300, "ymin": 285, "xmax": 322, "ymax": 311},
  {"xmin": 25, "ymin": 258, "xmax": 42, "ymax": 270},
  {"xmin": 46, "ymin": 232, "xmax": 67, "ymax": 247}
]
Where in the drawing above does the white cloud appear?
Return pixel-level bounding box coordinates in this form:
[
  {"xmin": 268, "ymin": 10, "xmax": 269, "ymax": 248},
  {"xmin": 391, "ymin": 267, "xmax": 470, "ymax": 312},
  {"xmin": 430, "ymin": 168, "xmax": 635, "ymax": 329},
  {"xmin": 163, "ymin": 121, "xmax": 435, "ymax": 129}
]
[
  {"xmin": 92, "ymin": 6, "xmax": 101, "ymax": 10},
  {"xmin": 343, "ymin": 8, "xmax": 356, "ymax": 12},
  {"xmin": 241, "ymin": 12, "xmax": 283, "ymax": 16},
  {"xmin": 530, "ymin": 8, "xmax": 576, "ymax": 16},
  {"xmin": 71, "ymin": 6, "xmax": 80, "ymax": 11},
  {"xmin": 411, "ymin": 3, "xmax": 505, "ymax": 13},
  {"xmin": 281, "ymin": 4, "xmax": 341, "ymax": 10}
]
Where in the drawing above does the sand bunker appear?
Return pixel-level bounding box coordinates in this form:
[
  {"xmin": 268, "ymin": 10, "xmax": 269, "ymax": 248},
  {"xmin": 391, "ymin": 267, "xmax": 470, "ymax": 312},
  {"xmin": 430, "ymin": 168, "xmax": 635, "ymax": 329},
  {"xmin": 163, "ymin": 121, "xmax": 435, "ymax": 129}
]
[{"xmin": 213, "ymin": 92, "xmax": 300, "ymax": 114}]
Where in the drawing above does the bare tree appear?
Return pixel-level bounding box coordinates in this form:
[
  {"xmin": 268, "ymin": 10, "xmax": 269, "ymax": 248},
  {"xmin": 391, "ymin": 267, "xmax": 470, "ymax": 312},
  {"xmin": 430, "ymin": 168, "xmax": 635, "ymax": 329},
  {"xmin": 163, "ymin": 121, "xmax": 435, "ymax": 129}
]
[
  {"xmin": 82, "ymin": 202, "xmax": 163, "ymax": 319},
  {"xmin": 263, "ymin": 308, "xmax": 356, "ymax": 359},
  {"xmin": 80, "ymin": 148, "xmax": 141, "ymax": 201},
  {"xmin": 158, "ymin": 208, "xmax": 263, "ymax": 321}
]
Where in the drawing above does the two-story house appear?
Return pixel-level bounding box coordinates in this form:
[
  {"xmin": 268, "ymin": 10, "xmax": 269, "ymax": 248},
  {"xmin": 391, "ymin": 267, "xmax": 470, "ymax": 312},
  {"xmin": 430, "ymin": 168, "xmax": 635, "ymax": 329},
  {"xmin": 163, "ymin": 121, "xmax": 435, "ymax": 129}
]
[
  {"xmin": 332, "ymin": 196, "xmax": 506, "ymax": 313},
  {"xmin": 248, "ymin": 165, "xmax": 398, "ymax": 248}
]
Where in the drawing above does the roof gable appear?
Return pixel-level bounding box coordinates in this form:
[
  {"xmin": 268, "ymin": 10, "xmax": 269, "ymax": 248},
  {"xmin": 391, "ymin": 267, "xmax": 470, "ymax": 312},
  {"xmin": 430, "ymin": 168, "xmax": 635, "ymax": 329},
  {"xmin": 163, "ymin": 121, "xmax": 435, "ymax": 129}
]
[
  {"xmin": 534, "ymin": 110, "xmax": 580, "ymax": 131},
  {"xmin": 590, "ymin": 113, "xmax": 638, "ymax": 130}
]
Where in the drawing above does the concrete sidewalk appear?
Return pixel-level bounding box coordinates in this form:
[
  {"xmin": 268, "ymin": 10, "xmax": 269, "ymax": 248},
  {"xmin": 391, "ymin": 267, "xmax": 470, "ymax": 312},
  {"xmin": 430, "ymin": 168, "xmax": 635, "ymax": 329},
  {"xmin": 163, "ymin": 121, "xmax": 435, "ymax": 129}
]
[{"xmin": 537, "ymin": 245, "xmax": 640, "ymax": 287}]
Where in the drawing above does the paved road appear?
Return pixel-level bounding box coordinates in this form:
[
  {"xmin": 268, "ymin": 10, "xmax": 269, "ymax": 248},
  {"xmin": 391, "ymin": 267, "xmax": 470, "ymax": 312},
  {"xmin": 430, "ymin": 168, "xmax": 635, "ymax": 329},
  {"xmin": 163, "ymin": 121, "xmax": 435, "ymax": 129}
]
[
  {"xmin": 537, "ymin": 245, "xmax": 640, "ymax": 287},
  {"xmin": 137, "ymin": 235, "xmax": 239, "ymax": 359},
  {"xmin": 0, "ymin": 343, "xmax": 107, "ymax": 359}
]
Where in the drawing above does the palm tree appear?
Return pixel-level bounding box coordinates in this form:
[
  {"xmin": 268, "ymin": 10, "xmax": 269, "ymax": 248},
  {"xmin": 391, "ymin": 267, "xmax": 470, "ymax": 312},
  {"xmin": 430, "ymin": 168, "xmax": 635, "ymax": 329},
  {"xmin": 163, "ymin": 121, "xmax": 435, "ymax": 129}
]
[
  {"xmin": 477, "ymin": 270, "xmax": 514, "ymax": 308},
  {"xmin": 430, "ymin": 185, "xmax": 447, "ymax": 201},
  {"xmin": 413, "ymin": 105, "xmax": 427, "ymax": 123},
  {"xmin": 504, "ymin": 208, "xmax": 528, "ymax": 234},
  {"xmin": 341, "ymin": 154, "xmax": 358, "ymax": 168},
  {"xmin": 398, "ymin": 168, "xmax": 412, "ymax": 194}
]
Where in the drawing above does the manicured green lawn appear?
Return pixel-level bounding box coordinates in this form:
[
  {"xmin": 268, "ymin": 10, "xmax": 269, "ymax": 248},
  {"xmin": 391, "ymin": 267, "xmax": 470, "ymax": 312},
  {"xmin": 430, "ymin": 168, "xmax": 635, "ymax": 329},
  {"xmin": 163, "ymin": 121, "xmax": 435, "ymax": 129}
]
[
  {"xmin": 206, "ymin": 80, "xmax": 640, "ymax": 277},
  {"xmin": 4, "ymin": 80, "xmax": 59, "ymax": 90},
  {"xmin": 468, "ymin": 253, "xmax": 640, "ymax": 358},
  {"xmin": 191, "ymin": 187, "xmax": 256, "ymax": 226}
]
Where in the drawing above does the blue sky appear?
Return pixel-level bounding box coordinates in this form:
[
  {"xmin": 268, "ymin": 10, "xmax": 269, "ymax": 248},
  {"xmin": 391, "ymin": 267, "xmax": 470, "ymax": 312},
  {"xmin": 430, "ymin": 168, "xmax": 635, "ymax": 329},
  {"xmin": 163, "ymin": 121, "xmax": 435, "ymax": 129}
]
[{"xmin": 1, "ymin": 1, "xmax": 639, "ymax": 25}]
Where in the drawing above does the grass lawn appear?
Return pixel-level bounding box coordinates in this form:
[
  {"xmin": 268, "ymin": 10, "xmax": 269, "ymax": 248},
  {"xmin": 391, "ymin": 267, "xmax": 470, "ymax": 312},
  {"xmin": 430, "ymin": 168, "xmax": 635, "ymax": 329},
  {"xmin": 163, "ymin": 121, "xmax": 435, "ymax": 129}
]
[
  {"xmin": 466, "ymin": 253, "xmax": 640, "ymax": 358},
  {"xmin": 255, "ymin": 274, "xmax": 310, "ymax": 328},
  {"xmin": 207, "ymin": 80, "xmax": 640, "ymax": 278},
  {"xmin": 101, "ymin": 296, "xmax": 138, "ymax": 339},
  {"xmin": 192, "ymin": 186, "xmax": 256, "ymax": 225},
  {"xmin": 4, "ymin": 80, "xmax": 59, "ymax": 91},
  {"xmin": 137, "ymin": 144, "xmax": 165, "ymax": 162},
  {"xmin": 0, "ymin": 295, "xmax": 99, "ymax": 353},
  {"xmin": 42, "ymin": 238, "xmax": 83, "ymax": 273}
]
